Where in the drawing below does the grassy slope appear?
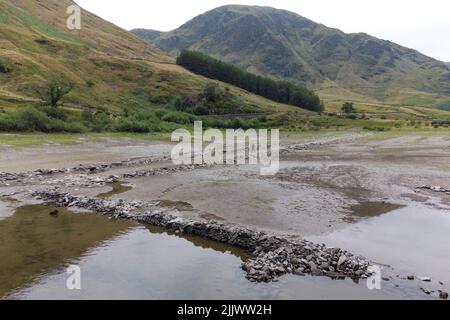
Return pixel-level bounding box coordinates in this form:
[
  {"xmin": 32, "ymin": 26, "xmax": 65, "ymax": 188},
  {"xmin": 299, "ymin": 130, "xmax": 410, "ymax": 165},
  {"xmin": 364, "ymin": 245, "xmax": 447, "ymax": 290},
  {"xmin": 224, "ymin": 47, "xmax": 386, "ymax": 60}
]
[
  {"xmin": 0, "ymin": 0, "xmax": 300, "ymax": 115},
  {"xmin": 133, "ymin": 5, "xmax": 450, "ymax": 110},
  {"xmin": 1, "ymin": 0, "xmax": 449, "ymax": 136}
]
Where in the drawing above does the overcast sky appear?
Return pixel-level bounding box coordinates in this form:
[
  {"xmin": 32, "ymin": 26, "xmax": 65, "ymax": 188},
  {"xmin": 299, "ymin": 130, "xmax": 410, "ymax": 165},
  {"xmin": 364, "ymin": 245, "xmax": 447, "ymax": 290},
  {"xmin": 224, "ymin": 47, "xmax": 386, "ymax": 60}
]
[{"xmin": 76, "ymin": 0, "xmax": 450, "ymax": 61}]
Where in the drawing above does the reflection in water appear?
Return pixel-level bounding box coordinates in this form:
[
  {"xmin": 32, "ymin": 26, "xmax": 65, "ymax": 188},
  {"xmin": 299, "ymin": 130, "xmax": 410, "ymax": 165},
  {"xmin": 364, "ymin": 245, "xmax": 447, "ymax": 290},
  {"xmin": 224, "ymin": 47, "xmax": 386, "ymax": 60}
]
[
  {"xmin": 0, "ymin": 204, "xmax": 250, "ymax": 300},
  {"xmin": 344, "ymin": 201, "xmax": 404, "ymax": 222},
  {"xmin": 0, "ymin": 205, "xmax": 133, "ymax": 298},
  {"xmin": 1, "ymin": 204, "xmax": 431, "ymax": 300},
  {"xmin": 97, "ymin": 182, "xmax": 133, "ymax": 199},
  {"xmin": 309, "ymin": 204, "xmax": 450, "ymax": 297},
  {"xmin": 158, "ymin": 200, "xmax": 194, "ymax": 211},
  {"xmin": 4, "ymin": 226, "xmax": 403, "ymax": 300},
  {"xmin": 145, "ymin": 224, "xmax": 250, "ymax": 260}
]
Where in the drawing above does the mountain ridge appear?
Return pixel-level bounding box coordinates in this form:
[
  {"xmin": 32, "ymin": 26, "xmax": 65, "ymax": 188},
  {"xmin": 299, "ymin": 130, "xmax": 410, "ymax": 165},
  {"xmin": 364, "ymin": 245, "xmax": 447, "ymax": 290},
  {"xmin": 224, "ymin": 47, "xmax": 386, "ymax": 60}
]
[
  {"xmin": 132, "ymin": 5, "xmax": 450, "ymax": 107},
  {"xmin": 0, "ymin": 0, "xmax": 300, "ymax": 114}
]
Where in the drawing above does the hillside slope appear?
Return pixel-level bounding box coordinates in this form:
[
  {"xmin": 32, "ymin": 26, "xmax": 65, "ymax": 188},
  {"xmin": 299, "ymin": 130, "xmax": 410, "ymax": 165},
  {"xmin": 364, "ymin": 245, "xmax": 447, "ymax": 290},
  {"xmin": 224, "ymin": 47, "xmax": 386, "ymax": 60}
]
[
  {"xmin": 0, "ymin": 0, "xmax": 297, "ymax": 114},
  {"xmin": 133, "ymin": 5, "xmax": 450, "ymax": 107}
]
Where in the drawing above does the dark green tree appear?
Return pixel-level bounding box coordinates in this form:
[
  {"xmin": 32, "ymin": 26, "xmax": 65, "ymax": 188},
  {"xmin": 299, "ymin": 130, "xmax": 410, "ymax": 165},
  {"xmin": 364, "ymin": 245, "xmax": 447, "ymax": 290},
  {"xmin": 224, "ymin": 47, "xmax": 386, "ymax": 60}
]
[
  {"xmin": 204, "ymin": 83, "xmax": 221, "ymax": 102},
  {"xmin": 341, "ymin": 102, "xmax": 356, "ymax": 114},
  {"xmin": 35, "ymin": 78, "xmax": 74, "ymax": 107},
  {"xmin": 0, "ymin": 58, "xmax": 11, "ymax": 73},
  {"xmin": 176, "ymin": 50, "xmax": 323, "ymax": 112}
]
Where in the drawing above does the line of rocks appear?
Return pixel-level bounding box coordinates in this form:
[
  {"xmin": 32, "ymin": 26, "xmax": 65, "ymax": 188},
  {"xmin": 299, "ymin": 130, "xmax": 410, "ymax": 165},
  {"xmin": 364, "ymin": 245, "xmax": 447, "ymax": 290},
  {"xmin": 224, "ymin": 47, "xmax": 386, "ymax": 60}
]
[
  {"xmin": 418, "ymin": 185, "xmax": 450, "ymax": 195},
  {"xmin": 0, "ymin": 155, "xmax": 171, "ymax": 184},
  {"xmin": 32, "ymin": 190, "xmax": 373, "ymax": 283},
  {"xmin": 1, "ymin": 135, "xmax": 368, "ymax": 184},
  {"xmin": 1, "ymin": 162, "xmax": 208, "ymax": 188},
  {"xmin": 72, "ymin": 155, "xmax": 170, "ymax": 174},
  {"xmin": 121, "ymin": 164, "xmax": 210, "ymax": 179},
  {"xmin": 0, "ymin": 172, "xmax": 28, "ymax": 181},
  {"xmin": 282, "ymin": 133, "xmax": 371, "ymax": 154},
  {"xmin": 37, "ymin": 164, "xmax": 209, "ymax": 189},
  {"xmin": 0, "ymin": 169, "xmax": 68, "ymax": 185}
]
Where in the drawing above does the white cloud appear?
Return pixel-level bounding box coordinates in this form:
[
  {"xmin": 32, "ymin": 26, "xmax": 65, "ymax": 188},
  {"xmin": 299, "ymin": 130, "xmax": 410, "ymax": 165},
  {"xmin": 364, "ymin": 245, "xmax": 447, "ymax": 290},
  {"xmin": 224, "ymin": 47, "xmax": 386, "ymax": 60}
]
[{"xmin": 76, "ymin": 0, "xmax": 450, "ymax": 61}]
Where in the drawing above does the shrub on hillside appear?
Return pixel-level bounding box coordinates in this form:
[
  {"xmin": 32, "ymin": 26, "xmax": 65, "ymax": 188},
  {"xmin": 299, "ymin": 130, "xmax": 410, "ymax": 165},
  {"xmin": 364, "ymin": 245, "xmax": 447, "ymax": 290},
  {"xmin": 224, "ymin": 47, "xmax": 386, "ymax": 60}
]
[
  {"xmin": 2, "ymin": 108, "xmax": 49, "ymax": 132},
  {"xmin": 153, "ymin": 108, "xmax": 170, "ymax": 120},
  {"xmin": 0, "ymin": 108, "xmax": 87, "ymax": 133},
  {"xmin": 86, "ymin": 112, "xmax": 113, "ymax": 132},
  {"xmin": 39, "ymin": 105, "xmax": 68, "ymax": 120},
  {"xmin": 431, "ymin": 120, "xmax": 450, "ymax": 127},
  {"xmin": 341, "ymin": 102, "xmax": 356, "ymax": 114},
  {"xmin": 34, "ymin": 78, "xmax": 74, "ymax": 107},
  {"xmin": 175, "ymin": 95, "xmax": 196, "ymax": 112},
  {"xmin": 161, "ymin": 112, "xmax": 195, "ymax": 125},
  {"xmin": 193, "ymin": 105, "xmax": 210, "ymax": 116},
  {"xmin": 0, "ymin": 58, "xmax": 11, "ymax": 73},
  {"xmin": 148, "ymin": 91, "xmax": 172, "ymax": 105},
  {"xmin": 203, "ymin": 83, "xmax": 221, "ymax": 103},
  {"xmin": 113, "ymin": 119, "xmax": 150, "ymax": 133},
  {"xmin": 85, "ymin": 79, "xmax": 95, "ymax": 88}
]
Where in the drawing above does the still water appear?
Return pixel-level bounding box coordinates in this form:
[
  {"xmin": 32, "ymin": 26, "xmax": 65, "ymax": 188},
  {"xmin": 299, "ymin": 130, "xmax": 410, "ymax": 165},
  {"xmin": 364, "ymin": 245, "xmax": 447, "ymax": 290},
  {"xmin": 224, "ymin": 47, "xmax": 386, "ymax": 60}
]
[{"xmin": 0, "ymin": 204, "xmax": 436, "ymax": 300}]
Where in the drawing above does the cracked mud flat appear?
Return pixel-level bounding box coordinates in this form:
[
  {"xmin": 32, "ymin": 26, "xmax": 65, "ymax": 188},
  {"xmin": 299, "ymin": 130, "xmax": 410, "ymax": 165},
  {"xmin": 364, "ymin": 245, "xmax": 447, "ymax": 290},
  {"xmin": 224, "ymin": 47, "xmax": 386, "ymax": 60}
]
[{"xmin": 1, "ymin": 132, "xmax": 450, "ymax": 299}]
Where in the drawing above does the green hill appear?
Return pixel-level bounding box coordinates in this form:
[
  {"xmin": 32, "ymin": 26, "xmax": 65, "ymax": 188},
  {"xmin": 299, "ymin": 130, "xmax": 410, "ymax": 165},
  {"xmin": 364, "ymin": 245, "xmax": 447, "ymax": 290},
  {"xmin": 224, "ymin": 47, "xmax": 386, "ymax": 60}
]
[
  {"xmin": 2, "ymin": 0, "xmax": 450, "ymax": 134},
  {"xmin": 176, "ymin": 50, "xmax": 323, "ymax": 112},
  {"xmin": 132, "ymin": 5, "xmax": 450, "ymax": 108},
  {"xmin": 0, "ymin": 0, "xmax": 299, "ymax": 115}
]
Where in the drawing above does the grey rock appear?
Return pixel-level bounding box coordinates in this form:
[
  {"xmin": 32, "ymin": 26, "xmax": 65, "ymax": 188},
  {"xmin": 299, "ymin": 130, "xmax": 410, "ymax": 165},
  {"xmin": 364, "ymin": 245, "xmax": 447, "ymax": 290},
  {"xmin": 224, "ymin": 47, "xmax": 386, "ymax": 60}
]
[
  {"xmin": 419, "ymin": 277, "xmax": 432, "ymax": 282},
  {"xmin": 420, "ymin": 287, "xmax": 432, "ymax": 295},
  {"xmin": 293, "ymin": 269, "xmax": 305, "ymax": 276},
  {"xmin": 337, "ymin": 255, "xmax": 347, "ymax": 267}
]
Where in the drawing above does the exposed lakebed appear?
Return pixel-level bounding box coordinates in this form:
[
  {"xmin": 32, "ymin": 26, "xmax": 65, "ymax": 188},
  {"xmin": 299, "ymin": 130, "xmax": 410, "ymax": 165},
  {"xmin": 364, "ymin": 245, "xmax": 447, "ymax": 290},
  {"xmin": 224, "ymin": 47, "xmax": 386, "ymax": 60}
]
[{"xmin": 1, "ymin": 133, "xmax": 450, "ymax": 299}]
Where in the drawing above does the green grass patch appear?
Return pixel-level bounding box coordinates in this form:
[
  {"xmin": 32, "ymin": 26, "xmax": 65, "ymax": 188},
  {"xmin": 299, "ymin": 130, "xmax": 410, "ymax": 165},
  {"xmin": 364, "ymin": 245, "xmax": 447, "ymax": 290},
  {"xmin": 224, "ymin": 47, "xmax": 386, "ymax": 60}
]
[
  {"xmin": 401, "ymin": 97, "xmax": 434, "ymax": 106},
  {"xmin": 0, "ymin": 133, "xmax": 81, "ymax": 147},
  {"xmin": 435, "ymin": 100, "xmax": 450, "ymax": 111},
  {"xmin": 0, "ymin": 132, "xmax": 175, "ymax": 148},
  {"xmin": 3, "ymin": 1, "xmax": 82, "ymax": 45}
]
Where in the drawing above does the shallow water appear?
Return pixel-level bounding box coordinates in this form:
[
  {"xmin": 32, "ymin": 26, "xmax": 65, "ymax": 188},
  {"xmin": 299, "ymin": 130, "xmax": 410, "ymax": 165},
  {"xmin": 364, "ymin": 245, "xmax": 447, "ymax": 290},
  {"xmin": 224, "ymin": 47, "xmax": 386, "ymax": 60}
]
[
  {"xmin": 97, "ymin": 182, "xmax": 133, "ymax": 199},
  {"xmin": 0, "ymin": 204, "xmax": 133, "ymax": 298},
  {"xmin": 343, "ymin": 201, "xmax": 404, "ymax": 222},
  {"xmin": 308, "ymin": 204, "xmax": 450, "ymax": 296},
  {"xmin": 1, "ymin": 205, "xmax": 428, "ymax": 300},
  {"xmin": 5, "ymin": 225, "xmax": 420, "ymax": 300}
]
